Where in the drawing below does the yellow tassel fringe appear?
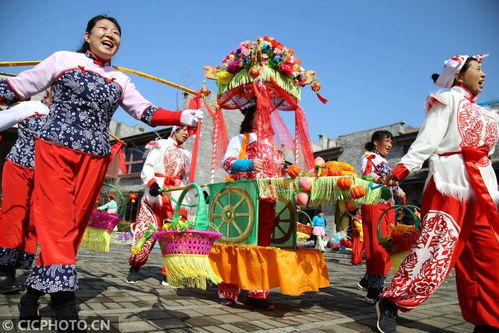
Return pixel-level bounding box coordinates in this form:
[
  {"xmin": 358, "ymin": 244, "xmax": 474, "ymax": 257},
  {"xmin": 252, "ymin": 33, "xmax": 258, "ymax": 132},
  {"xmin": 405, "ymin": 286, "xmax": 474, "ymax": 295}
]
[
  {"xmin": 162, "ymin": 254, "xmax": 222, "ymax": 289},
  {"xmin": 80, "ymin": 227, "xmax": 112, "ymax": 253}
]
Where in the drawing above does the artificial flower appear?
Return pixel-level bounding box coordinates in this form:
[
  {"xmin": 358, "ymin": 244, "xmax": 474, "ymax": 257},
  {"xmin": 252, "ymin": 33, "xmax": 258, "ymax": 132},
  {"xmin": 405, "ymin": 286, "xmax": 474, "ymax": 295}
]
[
  {"xmin": 279, "ymin": 62, "xmax": 294, "ymax": 76},
  {"xmin": 213, "ymin": 36, "xmax": 314, "ymax": 87},
  {"xmin": 216, "ymin": 70, "xmax": 233, "ymax": 84},
  {"xmin": 227, "ymin": 60, "xmax": 242, "ymax": 74}
]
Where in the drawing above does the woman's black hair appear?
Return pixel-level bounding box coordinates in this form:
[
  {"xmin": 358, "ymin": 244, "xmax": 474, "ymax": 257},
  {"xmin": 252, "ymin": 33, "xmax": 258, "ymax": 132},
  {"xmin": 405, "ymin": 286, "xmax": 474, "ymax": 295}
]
[
  {"xmin": 239, "ymin": 105, "xmax": 256, "ymax": 134},
  {"xmin": 365, "ymin": 130, "xmax": 393, "ymax": 151},
  {"xmin": 77, "ymin": 15, "xmax": 121, "ymax": 53},
  {"xmin": 431, "ymin": 56, "xmax": 476, "ymax": 84}
]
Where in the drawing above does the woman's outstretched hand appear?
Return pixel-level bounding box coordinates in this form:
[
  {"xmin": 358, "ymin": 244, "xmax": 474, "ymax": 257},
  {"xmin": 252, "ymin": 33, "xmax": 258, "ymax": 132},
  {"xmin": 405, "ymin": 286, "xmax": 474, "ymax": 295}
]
[
  {"xmin": 180, "ymin": 109, "xmax": 204, "ymax": 126},
  {"xmin": 384, "ymin": 172, "xmax": 400, "ymax": 187},
  {"xmin": 252, "ymin": 158, "xmax": 264, "ymax": 172}
]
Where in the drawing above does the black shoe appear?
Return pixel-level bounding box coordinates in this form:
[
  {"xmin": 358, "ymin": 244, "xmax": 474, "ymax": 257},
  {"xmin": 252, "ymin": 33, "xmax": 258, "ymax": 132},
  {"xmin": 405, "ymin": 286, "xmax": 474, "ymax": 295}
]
[
  {"xmin": 246, "ymin": 297, "xmax": 275, "ymax": 311},
  {"xmin": 366, "ymin": 288, "xmax": 382, "ymax": 304},
  {"xmin": 51, "ymin": 291, "xmax": 86, "ymax": 333},
  {"xmin": 0, "ymin": 266, "xmax": 23, "ymax": 294},
  {"xmin": 126, "ymin": 266, "xmax": 139, "ymax": 284},
  {"xmin": 474, "ymin": 326, "xmax": 499, "ymax": 333},
  {"xmin": 357, "ymin": 278, "xmax": 368, "ymax": 291},
  {"xmin": 19, "ymin": 290, "xmax": 42, "ymax": 329},
  {"xmin": 376, "ymin": 299, "xmax": 398, "ymax": 333}
]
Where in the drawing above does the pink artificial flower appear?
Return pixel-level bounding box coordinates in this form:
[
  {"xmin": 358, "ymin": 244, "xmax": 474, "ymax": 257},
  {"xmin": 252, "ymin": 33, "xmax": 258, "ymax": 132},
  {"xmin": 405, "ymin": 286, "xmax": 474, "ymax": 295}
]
[{"xmin": 227, "ymin": 60, "xmax": 242, "ymax": 74}]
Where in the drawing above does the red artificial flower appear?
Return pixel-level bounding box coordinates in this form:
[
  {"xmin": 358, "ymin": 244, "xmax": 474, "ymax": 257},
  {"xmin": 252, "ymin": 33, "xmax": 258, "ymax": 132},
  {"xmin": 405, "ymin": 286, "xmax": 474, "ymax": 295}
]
[{"xmin": 279, "ymin": 62, "xmax": 294, "ymax": 76}]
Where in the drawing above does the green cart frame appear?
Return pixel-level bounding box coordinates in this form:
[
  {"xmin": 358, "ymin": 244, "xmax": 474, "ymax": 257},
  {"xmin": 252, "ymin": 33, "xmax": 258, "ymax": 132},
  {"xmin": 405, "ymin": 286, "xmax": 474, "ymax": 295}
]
[{"xmin": 208, "ymin": 179, "xmax": 297, "ymax": 249}]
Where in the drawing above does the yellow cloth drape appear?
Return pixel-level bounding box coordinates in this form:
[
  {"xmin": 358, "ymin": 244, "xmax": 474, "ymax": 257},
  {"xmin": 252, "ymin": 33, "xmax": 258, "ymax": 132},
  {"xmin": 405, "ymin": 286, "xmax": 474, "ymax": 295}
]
[{"xmin": 209, "ymin": 243, "xmax": 330, "ymax": 296}]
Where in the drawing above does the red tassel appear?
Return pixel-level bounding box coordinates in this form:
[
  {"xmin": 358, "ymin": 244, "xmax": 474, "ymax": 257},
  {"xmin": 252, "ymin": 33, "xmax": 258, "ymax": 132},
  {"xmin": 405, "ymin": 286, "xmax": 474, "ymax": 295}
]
[
  {"xmin": 118, "ymin": 148, "xmax": 127, "ymax": 174},
  {"xmin": 316, "ymin": 92, "xmax": 328, "ymax": 104}
]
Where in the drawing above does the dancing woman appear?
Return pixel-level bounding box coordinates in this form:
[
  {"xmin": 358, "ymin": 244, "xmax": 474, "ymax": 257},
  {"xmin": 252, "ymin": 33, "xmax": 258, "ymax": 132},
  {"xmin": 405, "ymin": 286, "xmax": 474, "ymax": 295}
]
[
  {"xmin": 0, "ymin": 14, "xmax": 202, "ymax": 328},
  {"xmin": 376, "ymin": 55, "xmax": 498, "ymax": 333}
]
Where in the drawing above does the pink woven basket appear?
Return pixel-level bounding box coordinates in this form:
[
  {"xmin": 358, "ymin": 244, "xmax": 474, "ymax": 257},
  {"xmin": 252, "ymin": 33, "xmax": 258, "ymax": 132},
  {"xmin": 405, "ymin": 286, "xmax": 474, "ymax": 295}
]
[
  {"xmin": 88, "ymin": 211, "xmax": 121, "ymax": 232},
  {"xmin": 155, "ymin": 230, "xmax": 222, "ymax": 256}
]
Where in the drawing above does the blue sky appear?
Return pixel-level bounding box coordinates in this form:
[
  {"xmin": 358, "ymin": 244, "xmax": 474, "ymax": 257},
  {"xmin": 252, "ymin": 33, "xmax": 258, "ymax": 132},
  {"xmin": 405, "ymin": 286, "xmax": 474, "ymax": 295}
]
[{"xmin": 1, "ymin": 0, "xmax": 498, "ymax": 141}]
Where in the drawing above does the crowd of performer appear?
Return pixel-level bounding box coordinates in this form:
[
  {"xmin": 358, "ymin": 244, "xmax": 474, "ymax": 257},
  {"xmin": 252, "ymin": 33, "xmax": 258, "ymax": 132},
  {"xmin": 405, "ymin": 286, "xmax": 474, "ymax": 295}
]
[{"xmin": 0, "ymin": 13, "xmax": 497, "ymax": 333}]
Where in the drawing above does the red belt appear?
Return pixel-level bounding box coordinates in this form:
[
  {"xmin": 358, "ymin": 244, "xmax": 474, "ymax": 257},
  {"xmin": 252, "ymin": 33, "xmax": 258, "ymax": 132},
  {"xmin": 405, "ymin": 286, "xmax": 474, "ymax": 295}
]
[
  {"xmin": 440, "ymin": 148, "xmax": 499, "ymax": 238},
  {"xmin": 154, "ymin": 173, "xmax": 182, "ymax": 187},
  {"xmin": 164, "ymin": 175, "xmax": 182, "ymax": 187}
]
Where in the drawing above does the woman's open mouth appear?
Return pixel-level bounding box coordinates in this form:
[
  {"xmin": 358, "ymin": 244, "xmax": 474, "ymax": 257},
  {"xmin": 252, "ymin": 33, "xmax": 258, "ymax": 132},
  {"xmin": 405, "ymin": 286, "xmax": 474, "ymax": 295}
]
[{"xmin": 102, "ymin": 40, "xmax": 114, "ymax": 49}]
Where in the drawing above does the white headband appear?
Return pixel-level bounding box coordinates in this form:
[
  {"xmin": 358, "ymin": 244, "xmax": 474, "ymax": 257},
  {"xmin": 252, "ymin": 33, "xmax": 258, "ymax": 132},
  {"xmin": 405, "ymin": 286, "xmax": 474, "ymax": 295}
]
[
  {"xmin": 170, "ymin": 126, "xmax": 184, "ymax": 136},
  {"xmin": 435, "ymin": 54, "xmax": 488, "ymax": 88}
]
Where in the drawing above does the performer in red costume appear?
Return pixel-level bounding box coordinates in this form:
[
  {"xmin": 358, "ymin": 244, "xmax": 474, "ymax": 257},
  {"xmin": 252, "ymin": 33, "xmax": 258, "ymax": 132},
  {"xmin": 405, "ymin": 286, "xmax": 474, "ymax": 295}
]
[
  {"xmin": 0, "ymin": 15, "xmax": 202, "ymax": 329},
  {"xmin": 127, "ymin": 126, "xmax": 191, "ymax": 284},
  {"xmin": 219, "ymin": 102, "xmax": 283, "ymax": 311},
  {"xmin": 0, "ymin": 93, "xmax": 51, "ymax": 295},
  {"xmin": 376, "ymin": 54, "xmax": 498, "ymax": 333},
  {"xmin": 350, "ymin": 209, "xmax": 364, "ymax": 265},
  {"xmin": 359, "ymin": 131, "xmax": 405, "ymax": 304}
]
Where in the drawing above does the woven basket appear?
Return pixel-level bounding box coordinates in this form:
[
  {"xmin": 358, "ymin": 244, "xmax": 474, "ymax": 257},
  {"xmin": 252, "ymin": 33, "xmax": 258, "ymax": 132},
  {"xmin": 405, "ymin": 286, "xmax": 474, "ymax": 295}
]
[
  {"xmin": 155, "ymin": 183, "xmax": 222, "ymax": 289},
  {"xmin": 296, "ymin": 222, "xmax": 313, "ymax": 236},
  {"xmin": 80, "ymin": 211, "xmax": 121, "ymax": 252},
  {"xmin": 377, "ymin": 205, "xmax": 421, "ymax": 274}
]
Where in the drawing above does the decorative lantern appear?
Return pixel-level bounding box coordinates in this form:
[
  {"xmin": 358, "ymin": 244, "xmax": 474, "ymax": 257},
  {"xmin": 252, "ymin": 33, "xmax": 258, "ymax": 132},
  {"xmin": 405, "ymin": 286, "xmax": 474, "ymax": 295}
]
[
  {"xmin": 200, "ymin": 87, "xmax": 211, "ymax": 97},
  {"xmin": 129, "ymin": 192, "xmax": 139, "ymax": 203},
  {"xmin": 248, "ymin": 67, "xmax": 261, "ymax": 79}
]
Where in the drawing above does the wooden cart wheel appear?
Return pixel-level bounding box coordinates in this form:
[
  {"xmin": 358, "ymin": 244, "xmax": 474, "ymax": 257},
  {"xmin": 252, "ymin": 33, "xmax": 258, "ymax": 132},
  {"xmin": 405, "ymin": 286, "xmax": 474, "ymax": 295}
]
[
  {"xmin": 210, "ymin": 187, "xmax": 255, "ymax": 243},
  {"xmin": 271, "ymin": 198, "xmax": 295, "ymax": 244}
]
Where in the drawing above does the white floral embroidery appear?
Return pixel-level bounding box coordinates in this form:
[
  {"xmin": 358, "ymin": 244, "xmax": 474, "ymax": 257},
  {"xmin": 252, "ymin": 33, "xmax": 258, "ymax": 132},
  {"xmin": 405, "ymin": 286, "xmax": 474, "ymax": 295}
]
[
  {"xmin": 7, "ymin": 114, "xmax": 47, "ymax": 168},
  {"xmin": 25, "ymin": 264, "xmax": 78, "ymax": 293}
]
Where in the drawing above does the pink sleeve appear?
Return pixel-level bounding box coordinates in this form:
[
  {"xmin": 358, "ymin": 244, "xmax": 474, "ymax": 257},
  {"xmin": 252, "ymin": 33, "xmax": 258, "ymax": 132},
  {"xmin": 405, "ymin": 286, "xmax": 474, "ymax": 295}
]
[
  {"xmin": 6, "ymin": 52, "xmax": 59, "ymax": 100},
  {"xmin": 120, "ymin": 77, "xmax": 156, "ymax": 120}
]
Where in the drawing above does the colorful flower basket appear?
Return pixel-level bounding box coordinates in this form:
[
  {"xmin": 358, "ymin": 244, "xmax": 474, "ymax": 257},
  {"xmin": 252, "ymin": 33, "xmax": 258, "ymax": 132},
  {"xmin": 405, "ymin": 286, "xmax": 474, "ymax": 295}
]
[
  {"xmin": 154, "ymin": 183, "xmax": 222, "ymax": 289},
  {"xmin": 80, "ymin": 211, "xmax": 121, "ymax": 253},
  {"xmin": 378, "ymin": 205, "xmax": 421, "ymax": 274},
  {"xmin": 206, "ymin": 36, "xmax": 327, "ymax": 173}
]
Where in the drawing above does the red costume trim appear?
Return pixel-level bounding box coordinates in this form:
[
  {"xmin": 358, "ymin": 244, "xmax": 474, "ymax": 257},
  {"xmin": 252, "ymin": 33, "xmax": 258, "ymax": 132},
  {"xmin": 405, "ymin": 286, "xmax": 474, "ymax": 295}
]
[
  {"xmin": 441, "ymin": 148, "xmax": 499, "ymax": 238},
  {"xmin": 147, "ymin": 178, "xmax": 157, "ymax": 188},
  {"xmin": 150, "ymin": 108, "xmax": 182, "ymax": 127},
  {"xmin": 391, "ymin": 163, "xmax": 410, "ymax": 181}
]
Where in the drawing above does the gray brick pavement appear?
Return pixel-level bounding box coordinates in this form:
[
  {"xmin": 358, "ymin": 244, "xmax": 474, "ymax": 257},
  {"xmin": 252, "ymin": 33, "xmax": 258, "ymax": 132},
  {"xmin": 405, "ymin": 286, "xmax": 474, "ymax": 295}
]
[{"xmin": 0, "ymin": 244, "xmax": 474, "ymax": 332}]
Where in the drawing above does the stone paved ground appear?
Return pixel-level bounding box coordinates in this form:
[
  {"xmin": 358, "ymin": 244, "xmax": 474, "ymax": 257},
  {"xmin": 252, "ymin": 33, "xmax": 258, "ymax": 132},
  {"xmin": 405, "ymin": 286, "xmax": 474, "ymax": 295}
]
[{"xmin": 1, "ymin": 244, "xmax": 473, "ymax": 332}]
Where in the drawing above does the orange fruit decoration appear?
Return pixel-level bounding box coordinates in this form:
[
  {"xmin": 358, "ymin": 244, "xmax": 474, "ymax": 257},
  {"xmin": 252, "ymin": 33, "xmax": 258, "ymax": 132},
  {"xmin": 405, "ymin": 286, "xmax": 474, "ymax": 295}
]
[
  {"xmin": 287, "ymin": 164, "xmax": 301, "ymax": 178},
  {"xmin": 327, "ymin": 164, "xmax": 342, "ymax": 176},
  {"xmin": 337, "ymin": 177, "xmax": 353, "ymax": 190},
  {"xmin": 345, "ymin": 200, "xmax": 357, "ymax": 211},
  {"xmin": 350, "ymin": 185, "xmax": 367, "ymax": 199}
]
